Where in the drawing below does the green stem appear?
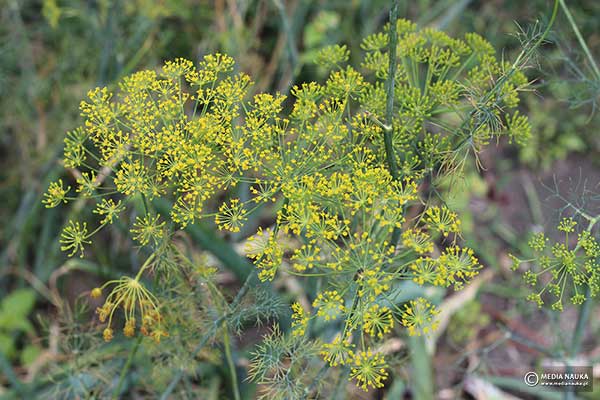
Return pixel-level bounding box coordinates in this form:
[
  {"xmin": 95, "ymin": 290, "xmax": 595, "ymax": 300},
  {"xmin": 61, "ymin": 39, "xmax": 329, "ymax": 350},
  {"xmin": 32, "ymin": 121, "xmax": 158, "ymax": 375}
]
[
  {"xmin": 570, "ymin": 284, "xmax": 592, "ymax": 357},
  {"xmin": 141, "ymin": 193, "xmax": 150, "ymax": 215},
  {"xmin": 204, "ymin": 273, "xmax": 241, "ymax": 400},
  {"xmin": 135, "ymin": 252, "xmax": 155, "ymax": 281},
  {"xmin": 303, "ymin": 363, "xmax": 330, "ymax": 399},
  {"xmin": 159, "ymin": 271, "xmax": 257, "ymax": 400},
  {"xmin": 384, "ymin": 0, "xmax": 400, "ymax": 181},
  {"xmin": 112, "ymin": 335, "xmax": 143, "ymax": 400},
  {"xmin": 385, "ymin": 0, "xmax": 404, "ymax": 248},
  {"xmin": 564, "ymin": 285, "xmax": 591, "ymax": 400},
  {"xmin": 223, "ymin": 328, "xmax": 241, "ymax": 400},
  {"xmin": 558, "ymin": 0, "xmax": 600, "ymax": 81}
]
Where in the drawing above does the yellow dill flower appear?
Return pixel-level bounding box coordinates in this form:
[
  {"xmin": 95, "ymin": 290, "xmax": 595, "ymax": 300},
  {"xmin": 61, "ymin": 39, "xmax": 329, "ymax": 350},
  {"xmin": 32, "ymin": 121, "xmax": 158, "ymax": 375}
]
[
  {"xmin": 410, "ymin": 257, "xmax": 441, "ymax": 286},
  {"xmin": 363, "ymin": 304, "xmax": 394, "ymax": 338},
  {"xmin": 358, "ymin": 267, "xmax": 392, "ymax": 302},
  {"xmin": 114, "ymin": 160, "xmax": 150, "ymax": 197},
  {"xmin": 95, "ymin": 276, "xmax": 164, "ymax": 341},
  {"xmin": 402, "ymin": 228, "xmax": 434, "ymax": 254},
  {"xmin": 162, "ymin": 57, "xmax": 195, "ymax": 80},
  {"xmin": 290, "ymin": 302, "xmax": 309, "ymax": 337},
  {"xmin": 123, "ymin": 318, "xmax": 136, "ymax": 337},
  {"xmin": 401, "ymin": 297, "xmax": 439, "ymax": 337},
  {"xmin": 320, "ymin": 335, "xmax": 354, "ymax": 366},
  {"xmin": 290, "ymin": 244, "xmax": 322, "ymax": 272},
  {"xmin": 557, "ymin": 217, "xmax": 577, "ymax": 233},
  {"xmin": 312, "ymin": 290, "xmax": 345, "ymax": 321},
  {"xmin": 43, "ymin": 179, "xmax": 70, "ymax": 208},
  {"xmin": 349, "ymin": 350, "xmax": 389, "ymax": 391},
  {"xmin": 90, "ymin": 287, "xmax": 102, "ymax": 299},
  {"xmin": 215, "ymin": 198, "xmax": 248, "ymax": 233},
  {"xmin": 437, "ymin": 246, "xmax": 481, "ymax": 290},
  {"xmin": 170, "ymin": 196, "xmax": 201, "ymax": 229},
  {"xmin": 63, "ymin": 127, "xmax": 88, "ymax": 168},
  {"xmin": 528, "ymin": 232, "xmax": 548, "ymax": 252},
  {"xmin": 246, "ymin": 228, "xmax": 284, "ymax": 281},
  {"xmin": 93, "ymin": 198, "xmax": 125, "ymax": 225},
  {"xmin": 94, "ymin": 256, "xmax": 166, "ymax": 342},
  {"xmin": 130, "ymin": 214, "xmax": 165, "ymax": 246},
  {"xmin": 256, "ymin": 244, "xmax": 283, "ymax": 281},
  {"xmin": 76, "ymin": 172, "xmax": 97, "ymax": 197},
  {"xmin": 424, "ymin": 206, "xmax": 461, "ymax": 237},
  {"xmin": 60, "ymin": 221, "xmax": 91, "ymax": 257},
  {"xmin": 103, "ymin": 328, "xmax": 114, "ymax": 342}
]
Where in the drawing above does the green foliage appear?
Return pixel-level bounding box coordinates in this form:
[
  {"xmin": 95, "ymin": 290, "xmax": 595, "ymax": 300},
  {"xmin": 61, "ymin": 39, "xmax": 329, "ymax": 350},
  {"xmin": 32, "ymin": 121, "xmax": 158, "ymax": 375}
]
[{"xmin": 0, "ymin": 289, "xmax": 38, "ymax": 364}]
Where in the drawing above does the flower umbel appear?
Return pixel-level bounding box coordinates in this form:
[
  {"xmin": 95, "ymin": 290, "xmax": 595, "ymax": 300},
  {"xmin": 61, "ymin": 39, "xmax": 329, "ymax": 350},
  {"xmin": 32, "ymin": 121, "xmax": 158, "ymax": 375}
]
[
  {"xmin": 60, "ymin": 221, "xmax": 91, "ymax": 257},
  {"xmin": 94, "ymin": 255, "xmax": 166, "ymax": 342},
  {"xmin": 401, "ymin": 297, "xmax": 440, "ymax": 337},
  {"xmin": 349, "ymin": 350, "xmax": 389, "ymax": 391}
]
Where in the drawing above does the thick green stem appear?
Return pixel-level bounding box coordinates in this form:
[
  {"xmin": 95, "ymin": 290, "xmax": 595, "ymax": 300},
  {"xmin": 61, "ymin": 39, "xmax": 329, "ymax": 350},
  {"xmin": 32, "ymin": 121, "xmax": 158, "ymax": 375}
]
[
  {"xmin": 385, "ymin": 0, "xmax": 403, "ymax": 249},
  {"xmin": 384, "ymin": 0, "xmax": 400, "ymax": 182}
]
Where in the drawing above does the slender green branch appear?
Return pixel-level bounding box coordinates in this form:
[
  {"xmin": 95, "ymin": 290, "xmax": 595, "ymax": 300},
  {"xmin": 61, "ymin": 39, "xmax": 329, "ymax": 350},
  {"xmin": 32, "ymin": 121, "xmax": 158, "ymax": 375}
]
[
  {"xmin": 141, "ymin": 193, "xmax": 151, "ymax": 215},
  {"xmin": 571, "ymin": 285, "xmax": 592, "ymax": 357},
  {"xmin": 159, "ymin": 271, "xmax": 257, "ymax": 399},
  {"xmin": 558, "ymin": 0, "xmax": 600, "ymax": 81},
  {"xmin": 112, "ymin": 335, "xmax": 143, "ymax": 400},
  {"xmin": 565, "ymin": 287, "xmax": 592, "ymax": 399},
  {"xmin": 223, "ymin": 328, "xmax": 241, "ymax": 400}
]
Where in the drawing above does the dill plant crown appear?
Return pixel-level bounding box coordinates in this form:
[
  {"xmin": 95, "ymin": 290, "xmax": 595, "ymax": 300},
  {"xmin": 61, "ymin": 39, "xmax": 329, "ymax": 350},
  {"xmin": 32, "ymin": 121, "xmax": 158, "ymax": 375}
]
[{"xmin": 44, "ymin": 18, "xmax": 534, "ymax": 394}]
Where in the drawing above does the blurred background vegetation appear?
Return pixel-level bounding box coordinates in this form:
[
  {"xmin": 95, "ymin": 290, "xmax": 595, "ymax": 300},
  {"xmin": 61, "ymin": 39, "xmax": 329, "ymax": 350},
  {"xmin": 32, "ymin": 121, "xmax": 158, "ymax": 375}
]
[{"xmin": 1, "ymin": 0, "xmax": 599, "ymax": 398}]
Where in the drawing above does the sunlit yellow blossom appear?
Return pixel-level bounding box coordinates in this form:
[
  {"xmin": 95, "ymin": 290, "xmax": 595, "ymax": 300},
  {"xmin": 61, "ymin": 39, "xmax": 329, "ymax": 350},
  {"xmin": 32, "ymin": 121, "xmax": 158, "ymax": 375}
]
[
  {"xmin": 93, "ymin": 198, "xmax": 125, "ymax": 225},
  {"xmin": 320, "ymin": 335, "xmax": 354, "ymax": 366},
  {"xmin": 363, "ymin": 304, "xmax": 394, "ymax": 338},
  {"xmin": 401, "ymin": 297, "xmax": 439, "ymax": 336},
  {"xmin": 349, "ymin": 350, "xmax": 389, "ymax": 391},
  {"xmin": 313, "ymin": 290, "xmax": 345, "ymax": 321},
  {"xmin": 130, "ymin": 214, "xmax": 165, "ymax": 246},
  {"xmin": 437, "ymin": 246, "xmax": 481, "ymax": 289},
  {"xmin": 291, "ymin": 302, "xmax": 309, "ymax": 337},
  {"xmin": 215, "ymin": 198, "xmax": 248, "ymax": 233},
  {"xmin": 424, "ymin": 206, "xmax": 461, "ymax": 237},
  {"xmin": 60, "ymin": 221, "xmax": 90, "ymax": 257},
  {"xmin": 43, "ymin": 179, "xmax": 70, "ymax": 208},
  {"xmin": 402, "ymin": 228, "xmax": 434, "ymax": 254}
]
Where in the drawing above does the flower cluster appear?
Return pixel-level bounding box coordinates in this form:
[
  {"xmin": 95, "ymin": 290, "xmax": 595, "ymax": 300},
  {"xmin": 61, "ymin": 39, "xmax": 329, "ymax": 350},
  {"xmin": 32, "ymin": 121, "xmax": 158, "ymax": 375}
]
[
  {"xmin": 511, "ymin": 217, "xmax": 600, "ymax": 310},
  {"xmin": 45, "ymin": 17, "xmax": 529, "ymax": 392},
  {"xmin": 91, "ymin": 255, "xmax": 168, "ymax": 343}
]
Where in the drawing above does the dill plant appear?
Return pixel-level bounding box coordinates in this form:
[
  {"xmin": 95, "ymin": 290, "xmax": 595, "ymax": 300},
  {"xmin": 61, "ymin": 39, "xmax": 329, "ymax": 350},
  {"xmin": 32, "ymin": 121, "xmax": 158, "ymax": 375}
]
[{"xmin": 43, "ymin": 5, "xmax": 547, "ymax": 396}]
